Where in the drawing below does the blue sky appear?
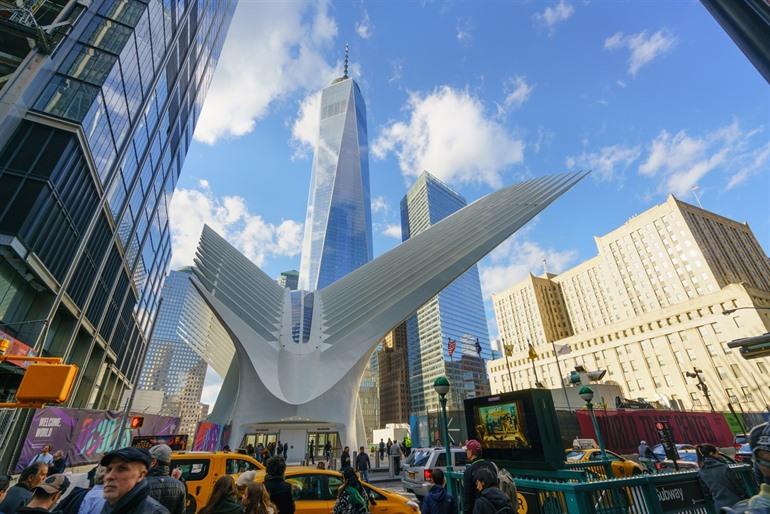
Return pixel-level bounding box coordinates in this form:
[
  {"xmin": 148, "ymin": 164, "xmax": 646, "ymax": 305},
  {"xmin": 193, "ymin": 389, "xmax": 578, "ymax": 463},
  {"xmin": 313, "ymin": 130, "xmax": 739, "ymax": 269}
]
[{"xmin": 171, "ymin": 1, "xmax": 770, "ymax": 403}]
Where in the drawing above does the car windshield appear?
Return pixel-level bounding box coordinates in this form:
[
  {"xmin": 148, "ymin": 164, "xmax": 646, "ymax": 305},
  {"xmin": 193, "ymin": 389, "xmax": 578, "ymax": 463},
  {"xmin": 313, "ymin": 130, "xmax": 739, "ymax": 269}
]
[
  {"xmin": 651, "ymin": 444, "xmax": 698, "ymax": 461},
  {"xmin": 735, "ymin": 435, "xmax": 747, "ymax": 445},
  {"xmin": 409, "ymin": 450, "xmax": 431, "ymax": 467},
  {"xmin": 565, "ymin": 451, "xmax": 585, "ymax": 461},
  {"xmin": 739, "ymin": 443, "xmax": 751, "ymax": 453}
]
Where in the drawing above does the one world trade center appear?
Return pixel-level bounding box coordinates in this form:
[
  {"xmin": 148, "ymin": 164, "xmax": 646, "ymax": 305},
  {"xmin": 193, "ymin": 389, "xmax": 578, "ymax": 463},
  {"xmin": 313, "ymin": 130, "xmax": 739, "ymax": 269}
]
[{"xmin": 298, "ymin": 51, "xmax": 373, "ymax": 291}]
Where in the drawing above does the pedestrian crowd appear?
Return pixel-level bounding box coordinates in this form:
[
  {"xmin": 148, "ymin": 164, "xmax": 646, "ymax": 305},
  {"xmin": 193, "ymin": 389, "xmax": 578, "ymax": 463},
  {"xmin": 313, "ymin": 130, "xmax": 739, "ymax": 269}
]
[{"xmin": 5, "ymin": 424, "xmax": 770, "ymax": 514}]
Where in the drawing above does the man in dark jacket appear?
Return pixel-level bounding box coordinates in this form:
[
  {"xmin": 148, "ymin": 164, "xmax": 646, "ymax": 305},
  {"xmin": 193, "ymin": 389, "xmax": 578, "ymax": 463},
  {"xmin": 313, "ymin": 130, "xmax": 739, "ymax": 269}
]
[
  {"xmin": 421, "ymin": 469, "xmax": 456, "ymax": 514},
  {"xmin": 697, "ymin": 444, "xmax": 746, "ymax": 511},
  {"xmin": 750, "ymin": 422, "xmax": 770, "ymax": 485},
  {"xmin": 145, "ymin": 445, "xmax": 186, "ymax": 514},
  {"xmin": 100, "ymin": 447, "xmax": 169, "ymax": 514},
  {"xmin": 0, "ymin": 474, "xmax": 10, "ymax": 506},
  {"xmin": 462, "ymin": 440, "xmax": 498, "ymax": 514},
  {"xmin": 17, "ymin": 474, "xmax": 70, "ymax": 514},
  {"xmin": 340, "ymin": 447, "xmax": 351, "ymax": 470},
  {"xmin": 471, "ymin": 469, "xmax": 513, "ymax": 514},
  {"xmin": 263, "ymin": 457, "xmax": 294, "ymax": 514},
  {"xmin": 355, "ymin": 447, "xmax": 370, "ymax": 483},
  {"xmin": 0, "ymin": 463, "xmax": 49, "ymax": 514}
]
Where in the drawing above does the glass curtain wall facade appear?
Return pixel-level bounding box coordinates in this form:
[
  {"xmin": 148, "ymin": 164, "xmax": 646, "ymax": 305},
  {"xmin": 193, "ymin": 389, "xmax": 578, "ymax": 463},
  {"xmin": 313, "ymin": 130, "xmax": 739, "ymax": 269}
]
[
  {"xmin": 137, "ymin": 269, "xmax": 233, "ymax": 438},
  {"xmin": 400, "ymin": 172, "xmax": 491, "ymax": 446},
  {"xmin": 0, "ymin": 0, "xmax": 236, "ymax": 470},
  {"xmin": 298, "ymin": 76, "xmax": 373, "ymax": 291}
]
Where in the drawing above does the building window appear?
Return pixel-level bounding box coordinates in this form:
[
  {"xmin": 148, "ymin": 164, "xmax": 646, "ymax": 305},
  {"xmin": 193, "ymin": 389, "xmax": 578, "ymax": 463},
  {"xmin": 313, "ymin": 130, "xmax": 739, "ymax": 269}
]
[
  {"xmin": 741, "ymin": 386, "xmax": 753, "ymax": 401},
  {"xmin": 758, "ymin": 362, "xmax": 768, "ymax": 374},
  {"xmin": 731, "ymin": 364, "xmax": 741, "ymax": 378}
]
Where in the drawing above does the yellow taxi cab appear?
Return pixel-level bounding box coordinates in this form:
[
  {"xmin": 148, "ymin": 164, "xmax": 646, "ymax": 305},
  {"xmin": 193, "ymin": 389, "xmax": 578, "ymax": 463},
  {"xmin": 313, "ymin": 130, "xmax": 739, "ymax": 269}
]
[
  {"xmin": 253, "ymin": 467, "xmax": 419, "ymax": 514},
  {"xmin": 171, "ymin": 451, "xmax": 265, "ymax": 513},
  {"xmin": 564, "ymin": 448, "xmax": 644, "ymax": 477}
]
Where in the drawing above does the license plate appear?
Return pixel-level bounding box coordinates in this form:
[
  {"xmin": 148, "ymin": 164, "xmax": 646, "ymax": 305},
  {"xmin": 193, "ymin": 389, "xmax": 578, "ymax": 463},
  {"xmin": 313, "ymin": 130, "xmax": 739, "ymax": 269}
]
[{"xmin": 408, "ymin": 472, "xmax": 415, "ymax": 479}]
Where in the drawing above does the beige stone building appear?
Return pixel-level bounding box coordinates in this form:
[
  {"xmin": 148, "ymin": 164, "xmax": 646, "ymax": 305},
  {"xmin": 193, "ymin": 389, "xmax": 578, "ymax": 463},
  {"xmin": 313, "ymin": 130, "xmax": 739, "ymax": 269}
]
[{"xmin": 488, "ymin": 195, "xmax": 770, "ymax": 411}]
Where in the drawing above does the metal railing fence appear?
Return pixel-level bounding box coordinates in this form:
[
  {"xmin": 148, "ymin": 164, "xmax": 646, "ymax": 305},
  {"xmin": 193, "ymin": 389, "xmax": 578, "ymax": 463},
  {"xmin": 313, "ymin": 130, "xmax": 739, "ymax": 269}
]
[{"xmin": 446, "ymin": 463, "xmax": 758, "ymax": 514}]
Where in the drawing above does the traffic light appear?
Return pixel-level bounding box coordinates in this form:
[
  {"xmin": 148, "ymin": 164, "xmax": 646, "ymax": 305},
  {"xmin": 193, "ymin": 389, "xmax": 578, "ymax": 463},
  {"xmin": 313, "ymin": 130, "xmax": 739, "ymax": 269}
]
[
  {"xmin": 130, "ymin": 416, "xmax": 144, "ymax": 429},
  {"xmin": 15, "ymin": 363, "xmax": 78, "ymax": 404},
  {"xmin": 727, "ymin": 333, "xmax": 770, "ymax": 359}
]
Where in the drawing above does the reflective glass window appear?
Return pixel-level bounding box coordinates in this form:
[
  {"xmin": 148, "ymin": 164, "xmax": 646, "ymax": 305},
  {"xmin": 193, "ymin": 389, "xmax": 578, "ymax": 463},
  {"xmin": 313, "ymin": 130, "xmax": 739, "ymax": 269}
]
[
  {"xmin": 61, "ymin": 44, "xmax": 117, "ymax": 86},
  {"xmin": 134, "ymin": 11, "xmax": 155, "ymax": 95},
  {"xmin": 82, "ymin": 92, "xmax": 117, "ymax": 183},
  {"xmin": 148, "ymin": 0, "xmax": 167, "ymax": 68},
  {"xmin": 35, "ymin": 76, "xmax": 99, "ymax": 122},
  {"xmin": 119, "ymin": 34, "xmax": 143, "ymax": 119},
  {"xmin": 81, "ymin": 17, "xmax": 132, "ymax": 54},
  {"xmin": 107, "ymin": 170, "xmax": 127, "ymax": 220},
  {"xmin": 102, "ymin": 66, "xmax": 131, "ymax": 148},
  {"xmin": 99, "ymin": 0, "xmax": 146, "ymax": 27}
]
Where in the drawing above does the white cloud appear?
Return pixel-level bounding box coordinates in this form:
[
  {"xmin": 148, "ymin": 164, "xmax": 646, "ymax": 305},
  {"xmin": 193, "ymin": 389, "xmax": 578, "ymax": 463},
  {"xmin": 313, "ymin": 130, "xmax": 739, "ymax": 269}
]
[
  {"xmin": 169, "ymin": 184, "xmax": 303, "ymax": 268},
  {"xmin": 372, "ymin": 86, "xmax": 525, "ymax": 187},
  {"xmin": 604, "ymin": 29, "xmax": 677, "ymax": 76},
  {"xmin": 727, "ymin": 141, "xmax": 770, "ymax": 190},
  {"xmin": 566, "ymin": 144, "xmax": 641, "ymax": 181},
  {"xmin": 383, "ymin": 224, "xmax": 402, "ymax": 239},
  {"xmin": 456, "ymin": 18, "xmax": 473, "ymax": 45},
  {"xmin": 533, "ymin": 0, "xmax": 575, "ymax": 34},
  {"xmin": 388, "ymin": 59, "xmax": 404, "ymax": 84},
  {"xmin": 638, "ymin": 121, "xmax": 764, "ymax": 195},
  {"xmin": 291, "ymin": 91, "xmax": 322, "ymax": 158},
  {"xmin": 501, "ymin": 76, "xmax": 535, "ymax": 112},
  {"xmin": 193, "ymin": 2, "xmax": 338, "ymax": 145},
  {"xmin": 479, "ymin": 237, "xmax": 578, "ymax": 298},
  {"xmin": 200, "ymin": 368, "xmax": 223, "ymax": 407},
  {"xmin": 355, "ymin": 9, "xmax": 373, "ymax": 39},
  {"xmin": 371, "ymin": 196, "xmax": 390, "ymax": 214}
]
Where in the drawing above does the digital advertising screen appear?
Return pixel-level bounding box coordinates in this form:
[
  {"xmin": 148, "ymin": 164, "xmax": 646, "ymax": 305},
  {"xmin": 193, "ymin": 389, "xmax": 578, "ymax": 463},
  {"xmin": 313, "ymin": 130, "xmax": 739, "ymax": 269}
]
[
  {"xmin": 465, "ymin": 389, "xmax": 564, "ymax": 470},
  {"xmin": 473, "ymin": 400, "xmax": 531, "ymax": 449}
]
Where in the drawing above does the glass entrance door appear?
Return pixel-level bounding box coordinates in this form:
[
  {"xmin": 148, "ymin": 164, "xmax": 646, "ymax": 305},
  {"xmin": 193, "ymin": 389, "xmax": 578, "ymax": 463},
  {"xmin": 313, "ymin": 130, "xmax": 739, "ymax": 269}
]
[
  {"xmin": 307, "ymin": 432, "xmax": 339, "ymax": 460},
  {"xmin": 241, "ymin": 433, "xmax": 279, "ymax": 452}
]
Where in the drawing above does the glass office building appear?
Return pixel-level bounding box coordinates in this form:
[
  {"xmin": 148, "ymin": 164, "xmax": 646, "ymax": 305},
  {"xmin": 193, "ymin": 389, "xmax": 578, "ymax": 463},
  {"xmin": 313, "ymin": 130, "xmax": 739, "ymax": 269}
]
[
  {"xmin": 0, "ymin": 0, "xmax": 236, "ymax": 469},
  {"xmin": 400, "ymin": 172, "xmax": 491, "ymax": 446},
  {"xmin": 298, "ymin": 72, "xmax": 373, "ymax": 291},
  {"xmin": 137, "ymin": 269, "xmax": 233, "ymax": 437}
]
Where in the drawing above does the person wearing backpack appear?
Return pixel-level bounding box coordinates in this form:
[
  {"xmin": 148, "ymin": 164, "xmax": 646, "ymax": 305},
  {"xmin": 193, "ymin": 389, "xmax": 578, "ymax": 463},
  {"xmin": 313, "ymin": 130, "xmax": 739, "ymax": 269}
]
[
  {"xmin": 472, "ymin": 469, "xmax": 513, "ymax": 514},
  {"xmin": 462, "ymin": 440, "xmax": 498, "ymax": 514},
  {"xmin": 420, "ymin": 469, "xmax": 456, "ymax": 514}
]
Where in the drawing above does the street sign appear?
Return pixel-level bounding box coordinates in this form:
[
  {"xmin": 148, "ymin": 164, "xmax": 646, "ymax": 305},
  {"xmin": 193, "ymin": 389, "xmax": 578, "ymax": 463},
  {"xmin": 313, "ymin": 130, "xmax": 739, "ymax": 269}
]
[{"xmin": 655, "ymin": 420, "xmax": 680, "ymax": 469}]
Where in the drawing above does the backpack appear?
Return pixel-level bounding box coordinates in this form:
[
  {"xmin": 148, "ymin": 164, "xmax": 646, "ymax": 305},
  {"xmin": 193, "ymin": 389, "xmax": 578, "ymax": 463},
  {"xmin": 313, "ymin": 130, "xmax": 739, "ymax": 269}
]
[
  {"xmin": 496, "ymin": 469, "xmax": 518, "ymax": 513},
  {"xmin": 477, "ymin": 495, "xmax": 515, "ymax": 514}
]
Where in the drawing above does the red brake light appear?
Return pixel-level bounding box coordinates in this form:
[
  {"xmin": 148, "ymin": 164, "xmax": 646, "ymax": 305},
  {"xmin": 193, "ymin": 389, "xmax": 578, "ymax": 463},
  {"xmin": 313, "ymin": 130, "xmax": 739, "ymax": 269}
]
[{"xmin": 424, "ymin": 469, "xmax": 432, "ymax": 481}]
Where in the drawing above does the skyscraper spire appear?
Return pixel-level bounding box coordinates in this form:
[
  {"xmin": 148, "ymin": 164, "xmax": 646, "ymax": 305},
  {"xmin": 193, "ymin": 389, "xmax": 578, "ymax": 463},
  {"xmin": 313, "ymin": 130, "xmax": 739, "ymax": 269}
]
[{"xmin": 344, "ymin": 43, "xmax": 349, "ymax": 78}]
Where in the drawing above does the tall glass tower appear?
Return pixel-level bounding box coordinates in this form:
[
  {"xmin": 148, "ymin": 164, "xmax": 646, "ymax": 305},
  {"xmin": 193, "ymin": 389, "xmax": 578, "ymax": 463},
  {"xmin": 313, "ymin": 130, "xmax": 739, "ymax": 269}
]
[
  {"xmin": 400, "ymin": 172, "xmax": 491, "ymax": 446},
  {"xmin": 298, "ymin": 54, "xmax": 373, "ymax": 291},
  {"xmin": 137, "ymin": 268, "xmax": 234, "ymax": 438},
  {"xmin": 0, "ymin": 0, "xmax": 236, "ymax": 469}
]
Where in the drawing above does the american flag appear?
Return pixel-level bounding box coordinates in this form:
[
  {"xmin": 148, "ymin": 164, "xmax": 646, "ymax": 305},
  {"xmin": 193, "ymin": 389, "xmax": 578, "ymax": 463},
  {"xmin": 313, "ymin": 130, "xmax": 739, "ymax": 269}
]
[{"xmin": 447, "ymin": 338, "xmax": 457, "ymax": 357}]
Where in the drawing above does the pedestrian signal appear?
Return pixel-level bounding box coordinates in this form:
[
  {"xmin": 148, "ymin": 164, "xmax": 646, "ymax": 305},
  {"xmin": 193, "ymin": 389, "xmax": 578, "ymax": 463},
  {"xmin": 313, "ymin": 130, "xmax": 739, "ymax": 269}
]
[
  {"xmin": 15, "ymin": 363, "xmax": 78, "ymax": 404},
  {"xmin": 130, "ymin": 416, "xmax": 144, "ymax": 428}
]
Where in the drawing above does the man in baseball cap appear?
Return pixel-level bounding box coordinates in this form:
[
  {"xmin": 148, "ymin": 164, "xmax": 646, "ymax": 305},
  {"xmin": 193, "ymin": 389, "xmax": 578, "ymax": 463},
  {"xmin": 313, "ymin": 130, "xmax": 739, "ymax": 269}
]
[
  {"xmin": 462, "ymin": 440, "xmax": 498, "ymax": 514},
  {"xmin": 16, "ymin": 474, "xmax": 69, "ymax": 513},
  {"xmin": 145, "ymin": 445, "xmax": 185, "ymax": 514},
  {"xmin": 100, "ymin": 447, "xmax": 168, "ymax": 514}
]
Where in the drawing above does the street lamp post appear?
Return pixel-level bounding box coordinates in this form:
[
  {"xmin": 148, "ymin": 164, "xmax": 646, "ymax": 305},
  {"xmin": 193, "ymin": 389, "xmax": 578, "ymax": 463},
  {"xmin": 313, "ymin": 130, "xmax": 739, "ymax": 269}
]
[
  {"xmin": 579, "ymin": 386, "xmax": 612, "ymax": 476},
  {"xmin": 685, "ymin": 368, "xmax": 715, "ymax": 412},
  {"xmin": 722, "ymin": 306, "xmax": 770, "ymax": 315},
  {"xmin": 434, "ymin": 376, "xmax": 454, "ymax": 498}
]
